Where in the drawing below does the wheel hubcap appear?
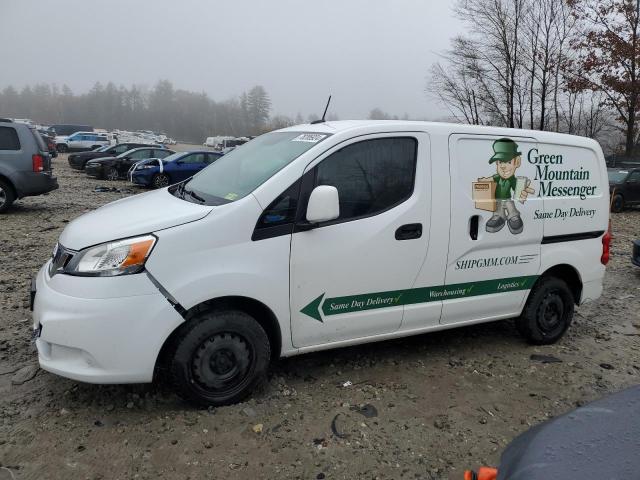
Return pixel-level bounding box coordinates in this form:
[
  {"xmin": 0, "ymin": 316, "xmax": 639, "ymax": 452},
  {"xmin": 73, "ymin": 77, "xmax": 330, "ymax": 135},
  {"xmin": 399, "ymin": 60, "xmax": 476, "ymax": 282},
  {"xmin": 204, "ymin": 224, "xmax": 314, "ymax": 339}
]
[
  {"xmin": 538, "ymin": 292, "xmax": 564, "ymax": 333},
  {"xmin": 191, "ymin": 333, "xmax": 252, "ymax": 393},
  {"xmin": 154, "ymin": 176, "xmax": 169, "ymax": 188},
  {"xmin": 108, "ymin": 169, "xmax": 118, "ymax": 180}
]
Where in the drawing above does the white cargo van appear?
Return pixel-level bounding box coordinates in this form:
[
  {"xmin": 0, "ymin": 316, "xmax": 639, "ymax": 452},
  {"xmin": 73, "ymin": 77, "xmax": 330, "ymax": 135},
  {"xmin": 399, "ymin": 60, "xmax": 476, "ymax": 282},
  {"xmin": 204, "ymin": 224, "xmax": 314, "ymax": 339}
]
[{"xmin": 32, "ymin": 121, "xmax": 611, "ymax": 406}]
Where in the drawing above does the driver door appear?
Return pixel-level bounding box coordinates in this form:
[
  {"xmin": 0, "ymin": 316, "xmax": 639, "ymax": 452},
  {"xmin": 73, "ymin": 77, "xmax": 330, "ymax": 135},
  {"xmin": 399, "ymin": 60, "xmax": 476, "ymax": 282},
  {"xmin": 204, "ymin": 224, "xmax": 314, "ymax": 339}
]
[{"xmin": 290, "ymin": 133, "xmax": 435, "ymax": 348}]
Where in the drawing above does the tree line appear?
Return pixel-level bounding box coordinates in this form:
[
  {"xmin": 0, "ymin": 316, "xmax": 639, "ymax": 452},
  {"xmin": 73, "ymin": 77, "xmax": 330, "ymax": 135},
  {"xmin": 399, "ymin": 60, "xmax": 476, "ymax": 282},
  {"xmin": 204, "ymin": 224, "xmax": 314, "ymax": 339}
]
[
  {"xmin": 428, "ymin": 0, "xmax": 640, "ymax": 156},
  {"xmin": 0, "ymin": 81, "xmax": 276, "ymax": 142}
]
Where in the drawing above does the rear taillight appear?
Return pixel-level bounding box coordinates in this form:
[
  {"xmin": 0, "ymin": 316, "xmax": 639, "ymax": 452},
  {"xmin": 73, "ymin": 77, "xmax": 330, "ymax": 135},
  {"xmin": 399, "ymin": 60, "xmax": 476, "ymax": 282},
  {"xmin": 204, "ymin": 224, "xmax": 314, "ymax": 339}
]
[
  {"xmin": 32, "ymin": 154, "xmax": 44, "ymax": 172},
  {"xmin": 601, "ymin": 221, "xmax": 612, "ymax": 265}
]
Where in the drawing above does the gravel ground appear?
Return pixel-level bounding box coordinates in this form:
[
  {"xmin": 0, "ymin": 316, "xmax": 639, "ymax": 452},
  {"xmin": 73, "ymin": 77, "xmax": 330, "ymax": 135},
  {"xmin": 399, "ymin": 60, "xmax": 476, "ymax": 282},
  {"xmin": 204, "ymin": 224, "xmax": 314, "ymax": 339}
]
[{"xmin": 1, "ymin": 151, "xmax": 639, "ymax": 480}]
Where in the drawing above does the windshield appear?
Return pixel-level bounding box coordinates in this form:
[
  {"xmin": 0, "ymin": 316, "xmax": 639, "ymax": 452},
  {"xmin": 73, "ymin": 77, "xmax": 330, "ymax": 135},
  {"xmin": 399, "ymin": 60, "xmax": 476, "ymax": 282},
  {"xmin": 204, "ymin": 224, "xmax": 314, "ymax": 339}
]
[
  {"xmin": 179, "ymin": 132, "xmax": 329, "ymax": 205},
  {"xmin": 608, "ymin": 170, "xmax": 629, "ymax": 183},
  {"xmin": 96, "ymin": 145, "xmax": 111, "ymax": 152}
]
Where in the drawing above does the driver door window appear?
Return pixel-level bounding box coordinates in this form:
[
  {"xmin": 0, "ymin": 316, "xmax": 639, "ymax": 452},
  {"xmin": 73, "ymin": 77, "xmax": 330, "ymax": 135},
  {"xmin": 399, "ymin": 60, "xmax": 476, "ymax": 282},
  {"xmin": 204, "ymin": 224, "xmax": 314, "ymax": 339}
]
[{"xmin": 313, "ymin": 137, "xmax": 417, "ymax": 224}]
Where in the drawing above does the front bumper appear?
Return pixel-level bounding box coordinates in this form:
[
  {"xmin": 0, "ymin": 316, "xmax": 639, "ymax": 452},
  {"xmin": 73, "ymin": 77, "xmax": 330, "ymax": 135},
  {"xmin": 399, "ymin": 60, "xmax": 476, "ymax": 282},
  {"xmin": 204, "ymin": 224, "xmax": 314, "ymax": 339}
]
[
  {"xmin": 68, "ymin": 155, "xmax": 86, "ymax": 169},
  {"xmin": 85, "ymin": 164, "xmax": 104, "ymax": 178},
  {"xmin": 32, "ymin": 262, "xmax": 184, "ymax": 384},
  {"xmin": 130, "ymin": 172, "xmax": 153, "ymax": 186}
]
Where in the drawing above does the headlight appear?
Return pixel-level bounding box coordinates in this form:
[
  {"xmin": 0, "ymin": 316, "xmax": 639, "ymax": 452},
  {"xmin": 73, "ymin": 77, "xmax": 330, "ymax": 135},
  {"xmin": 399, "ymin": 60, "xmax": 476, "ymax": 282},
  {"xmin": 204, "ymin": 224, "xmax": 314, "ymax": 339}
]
[{"xmin": 64, "ymin": 235, "xmax": 156, "ymax": 277}]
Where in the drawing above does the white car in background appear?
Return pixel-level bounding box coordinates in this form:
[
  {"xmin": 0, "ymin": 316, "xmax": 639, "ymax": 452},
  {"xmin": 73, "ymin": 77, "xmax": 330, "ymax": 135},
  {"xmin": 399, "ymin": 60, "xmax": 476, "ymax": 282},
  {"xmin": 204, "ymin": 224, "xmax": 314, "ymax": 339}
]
[{"xmin": 55, "ymin": 131, "xmax": 110, "ymax": 153}]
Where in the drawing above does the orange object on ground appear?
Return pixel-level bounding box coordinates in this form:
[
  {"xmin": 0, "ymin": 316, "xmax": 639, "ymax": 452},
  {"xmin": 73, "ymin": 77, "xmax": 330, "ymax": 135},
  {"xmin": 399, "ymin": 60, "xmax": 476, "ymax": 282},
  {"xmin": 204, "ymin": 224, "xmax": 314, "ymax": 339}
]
[{"xmin": 463, "ymin": 467, "xmax": 498, "ymax": 480}]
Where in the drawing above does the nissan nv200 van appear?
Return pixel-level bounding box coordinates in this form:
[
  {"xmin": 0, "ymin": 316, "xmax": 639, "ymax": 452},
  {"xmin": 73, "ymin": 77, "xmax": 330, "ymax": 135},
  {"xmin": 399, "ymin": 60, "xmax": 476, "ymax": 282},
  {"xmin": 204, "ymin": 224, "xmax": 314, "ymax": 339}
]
[{"xmin": 32, "ymin": 121, "xmax": 610, "ymax": 406}]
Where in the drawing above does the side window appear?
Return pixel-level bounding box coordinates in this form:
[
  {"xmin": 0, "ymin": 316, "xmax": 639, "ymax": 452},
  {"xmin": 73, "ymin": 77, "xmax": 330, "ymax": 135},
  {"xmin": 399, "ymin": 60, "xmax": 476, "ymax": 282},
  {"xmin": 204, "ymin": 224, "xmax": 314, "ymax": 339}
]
[
  {"xmin": 0, "ymin": 126, "xmax": 20, "ymax": 150},
  {"xmin": 183, "ymin": 153, "xmax": 206, "ymax": 164},
  {"xmin": 313, "ymin": 137, "xmax": 417, "ymax": 223},
  {"xmin": 206, "ymin": 153, "xmax": 222, "ymax": 164},
  {"xmin": 628, "ymin": 171, "xmax": 640, "ymax": 182},
  {"xmin": 155, "ymin": 149, "xmax": 172, "ymax": 158},
  {"xmin": 114, "ymin": 145, "xmax": 129, "ymax": 154},
  {"xmin": 129, "ymin": 150, "xmax": 150, "ymax": 160},
  {"xmin": 253, "ymin": 180, "xmax": 301, "ymax": 241}
]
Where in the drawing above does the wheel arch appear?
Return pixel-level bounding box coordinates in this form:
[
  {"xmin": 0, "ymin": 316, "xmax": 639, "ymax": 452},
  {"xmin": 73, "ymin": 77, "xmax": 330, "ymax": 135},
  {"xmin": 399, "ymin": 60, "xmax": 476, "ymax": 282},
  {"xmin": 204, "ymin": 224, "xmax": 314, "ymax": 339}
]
[
  {"xmin": 536, "ymin": 264, "xmax": 583, "ymax": 305},
  {"xmin": 0, "ymin": 174, "xmax": 18, "ymax": 198},
  {"xmin": 154, "ymin": 295, "xmax": 283, "ymax": 378}
]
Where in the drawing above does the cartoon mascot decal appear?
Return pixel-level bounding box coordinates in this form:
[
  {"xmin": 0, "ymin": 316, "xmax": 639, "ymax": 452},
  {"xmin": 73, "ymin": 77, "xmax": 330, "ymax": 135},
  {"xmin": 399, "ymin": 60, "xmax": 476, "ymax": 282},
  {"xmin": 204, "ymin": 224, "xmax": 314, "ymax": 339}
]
[{"xmin": 475, "ymin": 138, "xmax": 535, "ymax": 235}]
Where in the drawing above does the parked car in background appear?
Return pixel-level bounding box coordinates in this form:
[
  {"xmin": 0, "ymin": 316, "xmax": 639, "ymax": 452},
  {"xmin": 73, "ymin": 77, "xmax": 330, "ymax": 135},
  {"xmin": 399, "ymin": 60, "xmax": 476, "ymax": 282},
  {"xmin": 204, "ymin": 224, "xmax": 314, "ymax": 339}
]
[
  {"xmin": 608, "ymin": 167, "xmax": 640, "ymax": 212},
  {"xmin": 68, "ymin": 143, "xmax": 165, "ymax": 170},
  {"xmin": 55, "ymin": 131, "xmax": 110, "ymax": 153},
  {"xmin": 216, "ymin": 137, "xmax": 249, "ymax": 154},
  {"xmin": 37, "ymin": 129, "xmax": 58, "ymax": 158},
  {"xmin": 50, "ymin": 124, "xmax": 93, "ymax": 137},
  {"xmin": 0, "ymin": 119, "xmax": 58, "ymax": 213},
  {"xmin": 85, "ymin": 147, "xmax": 174, "ymax": 180},
  {"xmin": 129, "ymin": 150, "xmax": 223, "ymax": 188}
]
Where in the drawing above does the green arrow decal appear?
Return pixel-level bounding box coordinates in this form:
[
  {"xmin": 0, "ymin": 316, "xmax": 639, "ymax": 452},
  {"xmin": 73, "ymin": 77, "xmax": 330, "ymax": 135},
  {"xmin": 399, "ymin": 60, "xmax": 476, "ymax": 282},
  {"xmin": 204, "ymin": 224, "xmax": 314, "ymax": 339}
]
[
  {"xmin": 300, "ymin": 276, "xmax": 538, "ymax": 321},
  {"xmin": 300, "ymin": 293, "xmax": 325, "ymax": 322}
]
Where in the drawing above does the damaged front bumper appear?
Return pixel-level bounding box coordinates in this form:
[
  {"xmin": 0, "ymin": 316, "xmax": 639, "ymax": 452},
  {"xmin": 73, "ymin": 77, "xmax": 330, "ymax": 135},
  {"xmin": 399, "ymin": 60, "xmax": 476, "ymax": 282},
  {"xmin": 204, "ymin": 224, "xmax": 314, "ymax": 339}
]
[{"xmin": 32, "ymin": 262, "xmax": 184, "ymax": 384}]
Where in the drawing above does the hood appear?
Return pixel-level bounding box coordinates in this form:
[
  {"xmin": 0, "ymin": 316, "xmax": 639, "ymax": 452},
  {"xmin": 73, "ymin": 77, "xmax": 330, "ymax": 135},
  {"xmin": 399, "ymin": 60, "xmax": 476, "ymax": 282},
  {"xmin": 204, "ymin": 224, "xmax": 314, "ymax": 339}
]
[
  {"xmin": 59, "ymin": 188, "xmax": 214, "ymax": 250},
  {"xmin": 86, "ymin": 156, "xmax": 117, "ymax": 164}
]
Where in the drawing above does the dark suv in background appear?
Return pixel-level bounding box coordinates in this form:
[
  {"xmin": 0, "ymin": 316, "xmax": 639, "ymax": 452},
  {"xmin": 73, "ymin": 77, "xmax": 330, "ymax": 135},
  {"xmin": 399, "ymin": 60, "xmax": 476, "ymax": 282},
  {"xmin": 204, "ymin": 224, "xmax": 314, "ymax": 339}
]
[
  {"xmin": 0, "ymin": 119, "xmax": 58, "ymax": 212},
  {"xmin": 68, "ymin": 143, "xmax": 165, "ymax": 170},
  {"xmin": 608, "ymin": 166, "xmax": 640, "ymax": 212}
]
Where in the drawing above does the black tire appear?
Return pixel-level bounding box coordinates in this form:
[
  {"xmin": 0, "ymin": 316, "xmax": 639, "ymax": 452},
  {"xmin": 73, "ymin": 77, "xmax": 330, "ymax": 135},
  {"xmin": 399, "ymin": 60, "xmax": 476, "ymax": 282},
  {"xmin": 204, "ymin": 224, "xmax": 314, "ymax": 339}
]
[
  {"xmin": 168, "ymin": 309, "xmax": 271, "ymax": 407},
  {"xmin": 57, "ymin": 144, "xmax": 68, "ymax": 153},
  {"xmin": 516, "ymin": 277, "xmax": 574, "ymax": 345},
  {"xmin": 611, "ymin": 193, "xmax": 624, "ymax": 213},
  {"xmin": 151, "ymin": 173, "xmax": 170, "ymax": 189},
  {"xmin": 0, "ymin": 179, "xmax": 16, "ymax": 213},
  {"xmin": 106, "ymin": 167, "xmax": 119, "ymax": 181}
]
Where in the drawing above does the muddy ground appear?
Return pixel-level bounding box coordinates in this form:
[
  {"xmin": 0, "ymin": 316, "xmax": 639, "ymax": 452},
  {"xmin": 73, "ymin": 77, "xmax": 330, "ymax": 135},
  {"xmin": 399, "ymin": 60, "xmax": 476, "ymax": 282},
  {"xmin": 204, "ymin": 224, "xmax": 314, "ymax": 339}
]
[{"xmin": 1, "ymin": 151, "xmax": 639, "ymax": 480}]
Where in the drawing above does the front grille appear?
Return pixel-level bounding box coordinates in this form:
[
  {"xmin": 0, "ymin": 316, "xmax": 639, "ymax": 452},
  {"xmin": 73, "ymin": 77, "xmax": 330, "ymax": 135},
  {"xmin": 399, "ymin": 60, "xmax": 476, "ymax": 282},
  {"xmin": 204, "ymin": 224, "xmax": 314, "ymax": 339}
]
[{"xmin": 49, "ymin": 243, "xmax": 75, "ymax": 277}]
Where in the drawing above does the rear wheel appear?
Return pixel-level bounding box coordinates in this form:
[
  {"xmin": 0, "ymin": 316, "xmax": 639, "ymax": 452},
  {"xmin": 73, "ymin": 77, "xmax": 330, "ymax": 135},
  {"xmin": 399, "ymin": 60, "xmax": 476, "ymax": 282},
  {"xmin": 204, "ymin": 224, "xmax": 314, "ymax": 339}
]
[
  {"xmin": 152, "ymin": 173, "xmax": 170, "ymax": 189},
  {"xmin": 0, "ymin": 179, "xmax": 16, "ymax": 213},
  {"xmin": 516, "ymin": 277, "xmax": 574, "ymax": 345},
  {"xmin": 168, "ymin": 309, "xmax": 271, "ymax": 407},
  {"xmin": 57, "ymin": 144, "xmax": 68, "ymax": 153},
  {"xmin": 611, "ymin": 193, "xmax": 624, "ymax": 213},
  {"xmin": 106, "ymin": 167, "xmax": 119, "ymax": 181}
]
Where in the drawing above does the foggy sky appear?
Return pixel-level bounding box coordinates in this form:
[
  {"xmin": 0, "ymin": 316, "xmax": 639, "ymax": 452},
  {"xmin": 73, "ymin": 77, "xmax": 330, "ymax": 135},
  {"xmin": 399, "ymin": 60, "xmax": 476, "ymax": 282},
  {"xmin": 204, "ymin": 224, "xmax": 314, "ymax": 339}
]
[{"xmin": 0, "ymin": 0, "xmax": 462, "ymax": 120}]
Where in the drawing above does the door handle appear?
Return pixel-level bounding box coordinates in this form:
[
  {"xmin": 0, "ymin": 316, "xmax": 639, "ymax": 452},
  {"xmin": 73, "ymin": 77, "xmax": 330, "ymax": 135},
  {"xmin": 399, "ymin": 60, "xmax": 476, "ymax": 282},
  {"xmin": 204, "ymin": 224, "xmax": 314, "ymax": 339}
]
[
  {"xmin": 469, "ymin": 215, "xmax": 480, "ymax": 240},
  {"xmin": 395, "ymin": 223, "xmax": 422, "ymax": 240}
]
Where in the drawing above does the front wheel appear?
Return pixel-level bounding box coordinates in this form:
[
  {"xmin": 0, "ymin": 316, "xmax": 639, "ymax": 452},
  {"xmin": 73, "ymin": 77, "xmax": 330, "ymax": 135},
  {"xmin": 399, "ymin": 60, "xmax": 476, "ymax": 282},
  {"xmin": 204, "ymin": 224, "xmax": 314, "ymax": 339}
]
[
  {"xmin": 516, "ymin": 277, "xmax": 574, "ymax": 345},
  {"xmin": 611, "ymin": 193, "xmax": 624, "ymax": 213},
  {"xmin": 106, "ymin": 167, "xmax": 119, "ymax": 181},
  {"xmin": 168, "ymin": 310, "xmax": 271, "ymax": 407},
  {"xmin": 151, "ymin": 173, "xmax": 170, "ymax": 189}
]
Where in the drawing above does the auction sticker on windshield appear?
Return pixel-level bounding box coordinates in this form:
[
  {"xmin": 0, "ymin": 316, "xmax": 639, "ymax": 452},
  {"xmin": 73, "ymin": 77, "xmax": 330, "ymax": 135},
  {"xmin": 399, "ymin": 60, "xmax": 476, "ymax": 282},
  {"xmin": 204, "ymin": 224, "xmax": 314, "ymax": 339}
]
[{"xmin": 291, "ymin": 133, "xmax": 327, "ymax": 143}]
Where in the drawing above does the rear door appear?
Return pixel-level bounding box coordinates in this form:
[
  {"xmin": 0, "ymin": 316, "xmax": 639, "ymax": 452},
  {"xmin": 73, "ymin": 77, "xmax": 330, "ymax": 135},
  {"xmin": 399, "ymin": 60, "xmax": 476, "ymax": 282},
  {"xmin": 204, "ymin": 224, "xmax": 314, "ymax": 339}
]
[
  {"xmin": 0, "ymin": 125, "xmax": 22, "ymax": 179},
  {"xmin": 442, "ymin": 134, "xmax": 543, "ymax": 325}
]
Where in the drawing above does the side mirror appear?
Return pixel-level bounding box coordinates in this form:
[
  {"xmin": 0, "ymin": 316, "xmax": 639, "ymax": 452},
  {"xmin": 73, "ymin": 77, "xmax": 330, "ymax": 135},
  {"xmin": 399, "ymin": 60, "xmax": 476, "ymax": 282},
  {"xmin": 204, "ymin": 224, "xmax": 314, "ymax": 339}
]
[{"xmin": 306, "ymin": 185, "xmax": 340, "ymax": 223}]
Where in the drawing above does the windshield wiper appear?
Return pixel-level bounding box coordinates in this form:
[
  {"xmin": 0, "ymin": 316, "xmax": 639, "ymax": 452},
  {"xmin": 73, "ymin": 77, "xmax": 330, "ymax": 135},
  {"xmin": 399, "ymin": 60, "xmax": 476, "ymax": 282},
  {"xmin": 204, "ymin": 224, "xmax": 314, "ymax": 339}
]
[{"xmin": 184, "ymin": 188, "xmax": 206, "ymax": 203}]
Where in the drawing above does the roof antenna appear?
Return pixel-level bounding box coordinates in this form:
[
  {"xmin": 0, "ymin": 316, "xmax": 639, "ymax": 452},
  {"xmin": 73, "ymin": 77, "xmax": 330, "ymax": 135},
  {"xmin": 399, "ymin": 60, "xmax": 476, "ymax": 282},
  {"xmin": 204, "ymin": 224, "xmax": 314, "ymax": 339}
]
[{"xmin": 311, "ymin": 95, "xmax": 332, "ymax": 124}]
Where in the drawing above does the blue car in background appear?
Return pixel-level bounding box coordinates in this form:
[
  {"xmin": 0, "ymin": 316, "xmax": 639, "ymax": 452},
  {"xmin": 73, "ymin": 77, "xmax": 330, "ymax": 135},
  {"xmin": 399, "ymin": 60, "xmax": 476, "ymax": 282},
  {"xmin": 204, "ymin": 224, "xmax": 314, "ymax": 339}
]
[{"xmin": 129, "ymin": 150, "xmax": 223, "ymax": 188}]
